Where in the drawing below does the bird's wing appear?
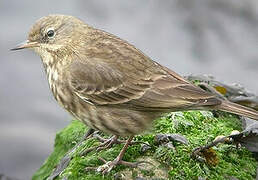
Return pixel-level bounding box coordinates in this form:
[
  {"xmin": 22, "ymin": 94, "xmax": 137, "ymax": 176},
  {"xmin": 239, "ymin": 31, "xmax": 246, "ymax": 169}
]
[
  {"xmin": 133, "ymin": 62, "xmax": 221, "ymax": 110},
  {"xmin": 66, "ymin": 29, "xmax": 220, "ymax": 110},
  {"xmin": 130, "ymin": 75, "xmax": 221, "ymax": 110},
  {"xmin": 67, "ymin": 58, "xmax": 220, "ymax": 110},
  {"xmin": 67, "ymin": 59, "xmax": 155, "ymax": 105}
]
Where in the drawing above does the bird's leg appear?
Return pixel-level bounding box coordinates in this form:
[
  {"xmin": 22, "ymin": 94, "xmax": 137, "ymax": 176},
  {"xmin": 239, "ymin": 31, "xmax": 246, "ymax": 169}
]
[
  {"xmin": 48, "ymin": 128, "xmax": 95, "ymax": 180},
  {"xmin": 93, "ymin": 133, "xmax": 149, "ymax": 147},
  {"xmin": 81, "ymin": 133, "xmax": 149, "ymax": 156},
  {"xmin": 82, "ymin": 128, "xmax": 147, "ymax": 155},
  {"xmin": 85, "ymin": 136, "xmax": 144, "ymax": 174}
]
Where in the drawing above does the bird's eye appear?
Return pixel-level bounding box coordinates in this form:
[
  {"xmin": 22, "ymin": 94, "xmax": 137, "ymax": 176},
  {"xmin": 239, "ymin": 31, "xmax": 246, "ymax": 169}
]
[{"xmin": 46, "ymin": 29, "xmax": 55, "ymax": 38}]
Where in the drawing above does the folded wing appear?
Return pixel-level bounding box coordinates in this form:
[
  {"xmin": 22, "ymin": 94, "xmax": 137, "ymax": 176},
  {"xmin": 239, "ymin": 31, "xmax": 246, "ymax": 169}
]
[{"xmin": 67, "ymin": 59, "xmax": 221, "ymax": 111}]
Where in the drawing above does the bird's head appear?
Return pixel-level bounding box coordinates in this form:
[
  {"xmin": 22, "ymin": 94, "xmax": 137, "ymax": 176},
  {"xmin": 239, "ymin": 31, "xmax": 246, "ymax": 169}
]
[{"xmin": 11, "ymin": 14, "xmax": 85, "ymax": 58}]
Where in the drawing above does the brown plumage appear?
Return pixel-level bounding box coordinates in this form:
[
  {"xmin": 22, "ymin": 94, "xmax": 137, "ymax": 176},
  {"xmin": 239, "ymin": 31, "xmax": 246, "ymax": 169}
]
[{"xmin": 12, "ymin": 14, "xmax": 258, "ymax": 173}]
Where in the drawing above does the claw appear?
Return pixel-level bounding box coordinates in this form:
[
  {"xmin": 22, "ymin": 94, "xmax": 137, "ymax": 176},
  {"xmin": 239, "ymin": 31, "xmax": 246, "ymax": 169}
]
[
  {"xmin": 97, "ymin": 160, "xmax": 114, "ymax": 174},
  {"xmin": 84, "ymin": 136, "xmax": 136, "ymax": 174},
  {"xmin": 95, "ymin": 158, "xmax": 149, "ymax": 174},
  {"xmin": 80, "ymin": 135, "xmax": 119, "ymax": 156}
]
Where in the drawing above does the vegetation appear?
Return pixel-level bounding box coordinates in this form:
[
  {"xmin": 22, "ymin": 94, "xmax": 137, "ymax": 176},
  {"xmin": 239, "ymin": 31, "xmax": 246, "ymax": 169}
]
[{"xmin": 32, "ymin": 111, "xmax": 257, "ymax": 180}]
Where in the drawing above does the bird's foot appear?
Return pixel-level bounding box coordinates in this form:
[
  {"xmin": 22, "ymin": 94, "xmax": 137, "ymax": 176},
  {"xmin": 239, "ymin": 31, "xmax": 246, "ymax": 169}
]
[
  {"xmin": 81, "ymin": 132, "xmax": 150, "ymax": 156},
  {"xmin": 85, "ymin": 156, "xmax": 143, "ymax": 174},
  {"xmin": 84, "ymin": 136, "xmax": 145, "ymax": 174},
  {"xmin": 95, "ymin": 135, "xmax": 121, "ymax": 151},
  {"xmin": 94, "ymin": 134, "xmax": 149, "ymax": 148},
  {"xmin": 80, "ymin": 134, "xmax": 122, "ymax": 155}
]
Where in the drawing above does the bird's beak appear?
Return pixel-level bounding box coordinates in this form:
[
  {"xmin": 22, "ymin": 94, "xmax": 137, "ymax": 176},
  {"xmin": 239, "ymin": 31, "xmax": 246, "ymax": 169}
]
[{"xmin": 11, "ymin": 40, "xmax": 39, "ymax": 51}]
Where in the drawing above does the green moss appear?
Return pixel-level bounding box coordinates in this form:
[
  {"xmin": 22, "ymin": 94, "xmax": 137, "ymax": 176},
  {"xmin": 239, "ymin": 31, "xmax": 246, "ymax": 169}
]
[
  {"xmin": 32, "ymin": 111, "xmax": 257, "ymax": 180},
  {"xmin": 32, "ymin": 120, "xmax": 88, "ymax": 180}
]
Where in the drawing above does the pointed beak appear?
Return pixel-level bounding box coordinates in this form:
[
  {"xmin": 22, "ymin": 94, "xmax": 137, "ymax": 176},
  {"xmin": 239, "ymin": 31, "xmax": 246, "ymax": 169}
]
[{"xmin": 10, "ymin": 40, "xmax": 39, "ymax": 51}]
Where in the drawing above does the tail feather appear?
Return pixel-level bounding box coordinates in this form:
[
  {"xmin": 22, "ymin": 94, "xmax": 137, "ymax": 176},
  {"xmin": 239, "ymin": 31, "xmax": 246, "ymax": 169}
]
[{"xmin": 217, "ymin": 101, "xmax": 258, "ymax": 120}]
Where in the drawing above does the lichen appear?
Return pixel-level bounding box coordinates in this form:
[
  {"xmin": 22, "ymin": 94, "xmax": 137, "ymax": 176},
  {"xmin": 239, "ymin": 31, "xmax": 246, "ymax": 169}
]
[{"xmin": 32, "ymin": 111, "xmax": 258, "ymax": 180}]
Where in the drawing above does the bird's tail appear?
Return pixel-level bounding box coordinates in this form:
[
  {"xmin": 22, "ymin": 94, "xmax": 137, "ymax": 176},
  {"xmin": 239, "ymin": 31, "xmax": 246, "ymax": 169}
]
[{"xmin": 216, "ymin": 101, "xmax": 258, "ymax": 120}]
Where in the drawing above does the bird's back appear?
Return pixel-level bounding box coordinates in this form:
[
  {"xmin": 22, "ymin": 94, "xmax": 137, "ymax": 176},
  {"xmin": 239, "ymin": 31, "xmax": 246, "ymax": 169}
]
[{"xmin": 66, "ymin": 26, "xmax": 221, "ymax": 111}]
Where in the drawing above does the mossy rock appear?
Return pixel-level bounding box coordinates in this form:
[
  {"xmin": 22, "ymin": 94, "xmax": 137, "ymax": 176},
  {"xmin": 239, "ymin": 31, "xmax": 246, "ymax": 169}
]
[{"xmin": 32, "ymin": 111, "xmax": 257, "ymax": 180}]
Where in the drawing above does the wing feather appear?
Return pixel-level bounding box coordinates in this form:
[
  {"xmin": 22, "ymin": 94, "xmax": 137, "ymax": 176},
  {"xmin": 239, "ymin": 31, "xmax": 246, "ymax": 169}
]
[
  {"xmin": 67, "ymin": 60, "xmax": 220, "ymax": 109},
  {"xmin": 66, "ymin": 29, "xmax": 221, "ymax": 110}
]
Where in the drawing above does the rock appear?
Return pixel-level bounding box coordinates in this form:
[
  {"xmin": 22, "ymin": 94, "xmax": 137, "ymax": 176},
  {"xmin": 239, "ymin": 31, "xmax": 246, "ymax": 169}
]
[
  {"xmin": 231, "ymin": 122, "xmax": 258, "ymax": 153},
  {"xmin": 32, "ymin": 114, "xmax": 257, "ymax": 180},
  {"xmin": 154, "ymin": 133, "xmax": 188, "ymax": 146},
  {"xmin": 154, "ymin": 134, "xmax": 170, "ymax": 145},
  {"xmin": 187, "ymin": 74, "xmax": 258, "ymax": 153},
  {"xmin": 140, "ymin": 143, "xmax": 151, "ymax": 153},
  {"xmin": 167, "ymin": 134, "xmax": 189, "ymax": 145},
  {"xmin": 163, "ymin": 142, "xmax": 175, "ymax": 150},
  {"xmin": 186, "ymin": 74, "xmax": 254, "ymax": 98}
]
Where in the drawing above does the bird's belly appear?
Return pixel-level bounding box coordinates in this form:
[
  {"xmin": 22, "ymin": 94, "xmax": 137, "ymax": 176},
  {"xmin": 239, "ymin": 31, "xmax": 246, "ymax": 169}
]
[
  {"xmin": 48, "ymin": 78, "xmax": 157, "ymax": 136},
  {"xmin": 73, "ymin": 104, "xmax": 157, "ymax": 136},
  {"xmin": 51, "ymin": 84, "xmax": 97, "ymax": 127},
  {"xmin": 54, "ymin": 88, "xmax": 155, "ymax": 136}
]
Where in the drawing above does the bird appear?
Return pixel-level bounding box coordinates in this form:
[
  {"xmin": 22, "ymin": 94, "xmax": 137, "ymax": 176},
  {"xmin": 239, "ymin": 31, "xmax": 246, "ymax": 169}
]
[{"xmin": 11, "ymin": 14, "xmax": 258, "ymax": 174}]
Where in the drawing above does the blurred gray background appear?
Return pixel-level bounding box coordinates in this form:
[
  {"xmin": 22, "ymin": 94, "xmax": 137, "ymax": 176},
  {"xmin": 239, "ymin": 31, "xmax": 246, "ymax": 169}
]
[{"xmin": 1, "ymin": 0, "xmax": 258, "ymax": 179}]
